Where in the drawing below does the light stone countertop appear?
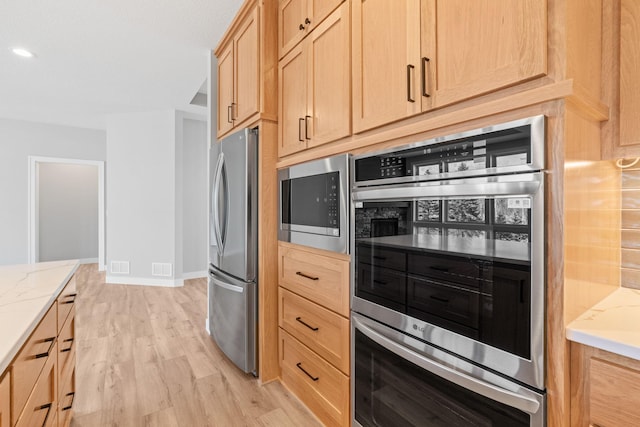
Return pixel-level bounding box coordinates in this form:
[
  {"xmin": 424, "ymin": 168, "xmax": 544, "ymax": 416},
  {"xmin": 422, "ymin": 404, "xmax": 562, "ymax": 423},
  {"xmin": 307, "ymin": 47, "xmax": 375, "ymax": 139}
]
[
  {"xmin": 566, "ymin": 287, "xmax": 640, "ymax": 361},
  {"xmin": 0, "ymin": 260, "xmax": 79, "ymax": 375}
]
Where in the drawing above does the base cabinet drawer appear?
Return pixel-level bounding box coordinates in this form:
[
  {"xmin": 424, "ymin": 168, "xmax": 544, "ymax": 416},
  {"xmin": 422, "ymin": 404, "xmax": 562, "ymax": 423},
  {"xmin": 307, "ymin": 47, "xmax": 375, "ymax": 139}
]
[
  {"xmin": 16, "ymin": 343, "xmax": 58, "ymax": 427},
  {"xmin": 0, "ymin": 372, "xmax": 9, "ymax": 427},
  {"xmin": 279, "ymin": 288, "xmax": 349, "ymax": 374},
  {"xmin": 278, "ymin": 243, "xmax": 350, "ymax": 316},
  {"xmin": 11, "ymin": 304, "xmax": 57, "ymax": 426},
  {"xmin": 58, "ymin": 368, "xmax": 75, "ymax": 427},
  {"xmin": 280, "ymin": 329, "xmax": 349, "ymax": 427},
  {"xmin": 58, "ymin": 307, "xmax": 76, "ymax": 383}
]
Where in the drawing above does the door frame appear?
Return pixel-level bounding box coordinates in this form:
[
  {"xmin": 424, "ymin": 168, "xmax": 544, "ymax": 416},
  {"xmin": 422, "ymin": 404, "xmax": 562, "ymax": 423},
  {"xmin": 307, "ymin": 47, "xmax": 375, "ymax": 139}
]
[{"xmin": 27, "ymin": 156, "xmax": 106, "ymax": 270}]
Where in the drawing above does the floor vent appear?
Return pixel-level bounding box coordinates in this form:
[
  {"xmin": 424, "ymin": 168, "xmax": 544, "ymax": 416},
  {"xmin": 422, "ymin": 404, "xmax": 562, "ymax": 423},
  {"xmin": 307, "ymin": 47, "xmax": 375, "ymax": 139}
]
[
  {"xmin": 110, "ymin": 261, "xmax": 130, "ymax": 274},
  {"xmin": 152, "ymin": 263, "xmax": 172, "ymax": 277}
]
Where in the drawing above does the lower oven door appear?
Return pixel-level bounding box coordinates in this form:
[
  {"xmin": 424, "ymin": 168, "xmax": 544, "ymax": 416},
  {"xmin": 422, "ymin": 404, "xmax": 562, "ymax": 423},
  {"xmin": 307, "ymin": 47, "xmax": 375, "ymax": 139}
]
[{"xmin": 352, "ymin": 313, "xmax": 545, "ymax": 427}]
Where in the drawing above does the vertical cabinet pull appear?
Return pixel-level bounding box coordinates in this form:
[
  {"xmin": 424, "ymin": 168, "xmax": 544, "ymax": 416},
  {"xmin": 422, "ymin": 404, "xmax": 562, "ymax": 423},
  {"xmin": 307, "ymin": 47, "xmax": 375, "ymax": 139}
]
[
  {"xmin": 227, "ymin": 105, "xmax": 233, "ymax": 123},
  {"xmin": 304, "ymin": 115, "xmax": 311, "ymax": 140},
  {"xmin": 298, "ymin": 118, "xmax": 305, "ymax": 142},
  {"xmin": 421, "ymin": 57, "xmax": 431, "ymax": 98},
  {"xmin": 231, "ymin": 103, "xmax": 236, "ymax": 120},
  {"xmin": 407, "ymin": 64, "xmax": 415, "ymax": 103},
  {"xmin": 296, "ymin": 362, "xmax": 319, "ymax": 381}
]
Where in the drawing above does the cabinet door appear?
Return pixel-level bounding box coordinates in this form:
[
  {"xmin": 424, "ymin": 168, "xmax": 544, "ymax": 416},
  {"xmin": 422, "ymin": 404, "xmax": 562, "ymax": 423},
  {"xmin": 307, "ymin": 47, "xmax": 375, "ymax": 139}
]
[
  {"xmin": 279, "ymin": 0, "xmax": 308, "ymax": 58},
  {"xmin": 352, "ymin": 0, "xmax": 422, "ymax": 133},
  {"xmin": 620, "ymin": 0, "xmax": 640, "ymax": 147},
  {"xmin": 307, "ymin": 1, "xmax": 351, "ymax": 147},
  {"xmin": 234, "ymin": 6, "xmax": 260, "ymax": 125},
  {"xmin": 310, "ymin": 0, "xmax": 344, "ymax": 31},
  {"xmin": 217, "ymin": 44, "xmax": 235, "ymax": 137},
  {"xmin": 434, "ymin": 0, "xmax": 547, "ymax": 106},
  {"xmin": 0, "ymin": 372, "xmax": 9, "ymax": 427},
  {"xmin": 279, "ymin": 44, "xmax": 309, "ymax": 156}
]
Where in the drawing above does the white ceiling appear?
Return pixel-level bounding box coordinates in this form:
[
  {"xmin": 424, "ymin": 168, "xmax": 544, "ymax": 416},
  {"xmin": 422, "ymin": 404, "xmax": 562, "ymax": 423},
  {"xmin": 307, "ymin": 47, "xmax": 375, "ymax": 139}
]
[{"xmin": 0, "ymin": 0, "xmax": 244, "ymax": 130}]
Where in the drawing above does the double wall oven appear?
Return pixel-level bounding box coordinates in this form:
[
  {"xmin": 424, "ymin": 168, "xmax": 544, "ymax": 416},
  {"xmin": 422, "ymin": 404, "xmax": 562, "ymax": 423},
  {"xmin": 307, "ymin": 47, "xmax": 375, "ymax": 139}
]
[{"xmin": 351, "ymin": 116, "xmax": 546, "ymax": 426}]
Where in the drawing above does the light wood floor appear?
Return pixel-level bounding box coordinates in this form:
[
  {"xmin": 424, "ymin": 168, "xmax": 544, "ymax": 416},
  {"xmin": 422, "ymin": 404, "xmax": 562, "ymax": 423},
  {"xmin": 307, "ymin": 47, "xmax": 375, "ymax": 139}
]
[{"xmin": 71, "ymin": 264, "xmax": 321, "ymax": 427}]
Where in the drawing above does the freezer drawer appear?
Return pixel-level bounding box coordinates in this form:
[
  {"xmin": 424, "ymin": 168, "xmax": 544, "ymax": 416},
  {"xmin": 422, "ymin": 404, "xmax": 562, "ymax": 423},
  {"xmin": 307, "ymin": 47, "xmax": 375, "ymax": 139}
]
[{"xmin": 209, "ymin": 269, "xmax": 257, "ymax": 375}]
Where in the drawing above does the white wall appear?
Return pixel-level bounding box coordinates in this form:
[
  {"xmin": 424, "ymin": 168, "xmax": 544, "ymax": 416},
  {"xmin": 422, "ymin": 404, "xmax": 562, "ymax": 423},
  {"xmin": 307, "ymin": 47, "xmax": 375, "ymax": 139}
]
[
  {"xmin": 182, "ymin": 118, "xmax": 208, "ymax": 276},
  {"xmin": 106, "ymin": 110, "xmax": 180, "ymax": 285},
  {"xmin": 38, "ymin": 163, "xmax": 99, "ymax": 262},
  {"xmin": 0, "ymin": 118, "xmax": 105, "ymax": 265}
]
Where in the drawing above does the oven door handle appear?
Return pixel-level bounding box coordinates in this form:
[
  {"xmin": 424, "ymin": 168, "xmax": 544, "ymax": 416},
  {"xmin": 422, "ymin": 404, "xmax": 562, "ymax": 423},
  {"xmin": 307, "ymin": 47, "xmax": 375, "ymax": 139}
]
[{"xmin": 353, "ymin": 315, "xmax": 541, "ymax": 415}]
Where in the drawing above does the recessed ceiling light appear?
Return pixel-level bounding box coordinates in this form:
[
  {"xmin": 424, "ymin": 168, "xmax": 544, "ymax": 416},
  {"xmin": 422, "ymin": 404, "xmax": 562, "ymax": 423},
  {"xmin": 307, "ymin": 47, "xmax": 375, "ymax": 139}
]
[{"xmin": 11, "ymin": 48, "xmax": 35, "ymax": 58}]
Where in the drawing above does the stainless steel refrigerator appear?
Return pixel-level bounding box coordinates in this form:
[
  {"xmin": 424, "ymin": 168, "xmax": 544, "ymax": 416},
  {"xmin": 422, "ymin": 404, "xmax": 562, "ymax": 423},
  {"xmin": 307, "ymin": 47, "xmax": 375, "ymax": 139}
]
[{"xmin": 209, "ymin": 127, "xmax": 258, "ymax": 375}]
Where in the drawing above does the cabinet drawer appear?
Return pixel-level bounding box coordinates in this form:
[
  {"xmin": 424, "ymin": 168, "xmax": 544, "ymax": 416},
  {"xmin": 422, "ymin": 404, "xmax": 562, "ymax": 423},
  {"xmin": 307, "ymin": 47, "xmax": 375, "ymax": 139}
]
[
  {"xmin": 57, "ymin": 276, "xmax": 77, "ymax": 333},
  {"xmin": 15, "ymin": 343, "xmax": 57, "ymax": 427},
  {"xmin": 279, "ymin": 287, "xmax": 349, "ymax": 374},
  {"xmin": 279, "ymin": 244, "xmax": 350, "ymax": 316},
  {"xmin": 11, "ymin": 303, "xmax": 57, "ymax": 426},
  {"xmin": 279, "ymin": 329, "xmax": 349, "ymax": 427},
  {"xmin": 58, "ymin": 307, "xmax": 76, "ymax": 385},
  {"xmin": 358, "ymin": 244, "xmax": 406, "ymax": 272},
  {"xmin": 58, "ymin": 368, "xmax": 75, "ymax": 427},
  {"xmin": 0, "ymin": 372, "xmax": 9, "ymax": 427}
]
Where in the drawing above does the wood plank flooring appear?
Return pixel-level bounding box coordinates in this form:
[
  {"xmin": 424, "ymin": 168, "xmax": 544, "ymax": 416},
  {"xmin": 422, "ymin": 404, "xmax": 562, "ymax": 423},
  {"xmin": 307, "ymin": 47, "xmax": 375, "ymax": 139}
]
[{"xmin": 71, "ymin": 264, "xmax": 321, "ymax": 427}]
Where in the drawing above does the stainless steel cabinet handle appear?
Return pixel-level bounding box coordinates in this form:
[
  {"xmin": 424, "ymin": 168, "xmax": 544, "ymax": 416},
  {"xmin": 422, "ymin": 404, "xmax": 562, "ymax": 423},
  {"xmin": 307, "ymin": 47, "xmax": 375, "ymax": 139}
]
[
  {"xmin": 227, "ymin": 105, "xmax": 233, "ymax": 123},
  {"xmin": 407, "ymin": 64, "xmax": 415, "ymax": 103},
  {"xmin": 421, "ymin": 57, "xmax": 431, "ymax": 98}
]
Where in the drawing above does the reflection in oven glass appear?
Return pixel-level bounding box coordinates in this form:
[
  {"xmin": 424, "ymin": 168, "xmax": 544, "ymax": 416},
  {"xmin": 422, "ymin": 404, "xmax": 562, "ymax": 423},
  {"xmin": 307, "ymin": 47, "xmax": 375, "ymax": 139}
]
[{"xmin": 355, "ymin": 330, "xmax": 530, "ymax": 427}]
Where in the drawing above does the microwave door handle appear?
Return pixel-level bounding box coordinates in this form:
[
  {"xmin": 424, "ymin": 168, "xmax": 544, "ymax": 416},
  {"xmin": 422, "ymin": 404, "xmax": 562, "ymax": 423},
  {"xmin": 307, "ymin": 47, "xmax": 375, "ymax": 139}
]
[
  {"xmin": 212, "ymin": 152, "xmax": 225, "ymax": 254},
  {"xmin": 353, "ymin": 316, "xmax": 541, "ymax": 415}
]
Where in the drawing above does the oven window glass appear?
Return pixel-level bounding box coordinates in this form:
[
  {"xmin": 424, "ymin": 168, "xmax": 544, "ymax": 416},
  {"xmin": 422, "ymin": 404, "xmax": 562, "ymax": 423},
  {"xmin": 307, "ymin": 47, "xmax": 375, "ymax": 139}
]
[{"xmin": 354, "ymin": 329, "xmax": 530, "ymax": 427}]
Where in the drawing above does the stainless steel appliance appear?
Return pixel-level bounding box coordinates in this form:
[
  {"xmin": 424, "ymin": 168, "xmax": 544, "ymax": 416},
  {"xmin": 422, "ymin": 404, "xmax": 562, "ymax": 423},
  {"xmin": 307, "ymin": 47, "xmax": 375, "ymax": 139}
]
[
  {"xmin": 209, "ymin": 127, "xmax": 258, "ymax": 375},
  {"xmin": 351, "ymin": 116, "xmax": 546, "ymax": 426},
  {"xmin": 278, "ymin": 154, "xmax": 349, "ymax": 253}
]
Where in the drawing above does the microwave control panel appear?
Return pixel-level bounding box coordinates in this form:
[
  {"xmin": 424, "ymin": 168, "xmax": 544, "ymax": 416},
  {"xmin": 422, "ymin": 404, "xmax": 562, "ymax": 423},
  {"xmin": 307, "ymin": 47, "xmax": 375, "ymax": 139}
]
[{"xmin": 327, "ymin": 172, "xmax": 339, "ymax": 229}]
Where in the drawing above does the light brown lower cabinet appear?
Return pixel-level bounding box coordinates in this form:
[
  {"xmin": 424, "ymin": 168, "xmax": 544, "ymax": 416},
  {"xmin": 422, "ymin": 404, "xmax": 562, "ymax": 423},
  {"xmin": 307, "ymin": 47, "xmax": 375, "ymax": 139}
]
[
  {"xmin": 571, "ymin": 342, "xmax": 640, "ymax": 426},
  {"xmin": 2, "ymin": 274, "xmax": 76, "ymax": 427},
  {"xmin": 0, "ymin": 372, "xmax": 9, "ymax": 427},
  {"xmin": 280, "ymin": 329, "xmax": 349, "ymax": 427}
]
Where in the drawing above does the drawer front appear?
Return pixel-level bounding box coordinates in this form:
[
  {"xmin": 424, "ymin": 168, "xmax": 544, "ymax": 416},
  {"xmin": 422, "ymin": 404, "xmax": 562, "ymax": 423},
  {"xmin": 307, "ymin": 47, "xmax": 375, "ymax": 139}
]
[
  {"xmin": 279, "ymin": 329, "xmax": 349, "ymax": 427},
  {"xmin": 279, "ymin": 287, "xmax": 349, "ymax": 374},
  {"xmin": 15, "ymin": 343, "xmax": 57, "ymax": 427},
  {"xmin": 0, "ymin": 372, "xmax": 9, "ymax": 427},
  {"xmin": 58, "ymin": 368, "xmax": 75, "ymax": 427},
  {"xmin": 11, "ymin": 303, "xmax": 57, "ymax": 426},
  {"xmin": 57, "ymin": 276, "xmax": 77, "ymax": 333},
  {"xmin": 279, "ymin": 244, "xmax": 350, "ymax": 316},
  {"xmin": 58, "ymin": 307, "xmax": 76, "ymax": 386}
]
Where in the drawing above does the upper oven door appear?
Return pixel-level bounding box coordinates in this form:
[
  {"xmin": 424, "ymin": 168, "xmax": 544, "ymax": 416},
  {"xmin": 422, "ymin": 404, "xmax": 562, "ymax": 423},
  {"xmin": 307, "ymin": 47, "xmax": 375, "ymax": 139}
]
[
  {"xmin": 278, "ymin": 154, "xmax": 350, "ymax": 253},
  {"xmin": 351, "ymin": 172, "xmax": 545, "ymax": 390}
]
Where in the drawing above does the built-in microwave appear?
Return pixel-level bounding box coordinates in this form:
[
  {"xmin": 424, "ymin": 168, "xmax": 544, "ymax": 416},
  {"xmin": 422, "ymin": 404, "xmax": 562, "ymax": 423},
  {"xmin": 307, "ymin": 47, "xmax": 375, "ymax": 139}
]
[{"xmin": 278, "ymin": 154, "xmax": 349, "ymax": 253}]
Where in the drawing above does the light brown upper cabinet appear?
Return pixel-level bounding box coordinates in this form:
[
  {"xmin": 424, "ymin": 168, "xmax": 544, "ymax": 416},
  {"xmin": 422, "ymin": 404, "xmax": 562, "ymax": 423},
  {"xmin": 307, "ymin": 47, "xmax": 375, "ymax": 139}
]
[
  {"xmin": 352, "ymin": 0, "xmax": 547, "ymax": 134},
  {"xmin": 278, "ymin": 0, "xmax": 344, "ymax": 59},
  {"xmin": 279, "ymin": 2, "xmax": 350, "ymax": 156},
  {"xmin": 217, "ymin": 6, "xmax": 259, "ymax": 139},
  {"xmin": 620, "ymin": 0, "xmax": 640, "ymax": 148}
]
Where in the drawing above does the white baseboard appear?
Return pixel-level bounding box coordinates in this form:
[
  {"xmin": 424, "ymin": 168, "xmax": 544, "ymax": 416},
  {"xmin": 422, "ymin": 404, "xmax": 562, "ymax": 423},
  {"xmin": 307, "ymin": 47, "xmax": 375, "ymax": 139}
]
[
  {"xmin": 79, "ymin": 257, "xmax": 98, "ymax": 264},
  {"xmin": 183, "ymin": 270, "xmax": 207, "ymax": 280},
  {"xmin": 105, "ymin": 275, "xmax": 184, "ymax": 287}
]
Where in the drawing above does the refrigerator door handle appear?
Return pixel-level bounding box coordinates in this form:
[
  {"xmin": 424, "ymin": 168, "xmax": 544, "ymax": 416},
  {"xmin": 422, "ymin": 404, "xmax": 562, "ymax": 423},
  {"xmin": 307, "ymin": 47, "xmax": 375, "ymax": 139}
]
[
  {"xmin": 221, "ymin": 153, "xmax": 229, "ymax": 250},
  {"xmin": 212, "ymin": 152, "xmax": 225, "ymax": 255},
  {"xmin": 210, "ymin": 273, "xmax": 244, "ymax": 293}
]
